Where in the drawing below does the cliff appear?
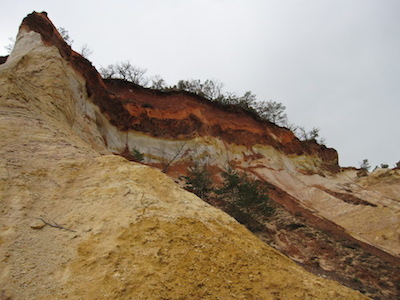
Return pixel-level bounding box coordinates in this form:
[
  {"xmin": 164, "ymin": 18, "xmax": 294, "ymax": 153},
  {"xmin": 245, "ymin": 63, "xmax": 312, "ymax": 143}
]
[
  {"xmin": 96, "ymin": 60, "xmax": 399, "ymax": 260},
  {"xmin": 0, "ymin": 11, "xmax": 397, "ymax": 299},
  {"xmin": 99, "ymin": 64, "xmax": 400, "ymax": 263}
]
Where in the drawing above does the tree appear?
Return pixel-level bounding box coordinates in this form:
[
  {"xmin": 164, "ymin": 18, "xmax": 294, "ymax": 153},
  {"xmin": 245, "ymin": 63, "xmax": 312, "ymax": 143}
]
[
  {"xmin": 177, "ymin": 79, "xmax": 203, "ymax": 96},
  {"xmin": 237, "ymin": 91, "xmax": 257, "ymax": 110},
  {"xmin": 57, "ymin": 27, "xmax": 73, "ymax": 45},
  {"xmin": 181, "ymin": 162, "xmax": 213, "ymax": 199},
  {"xmin": 216, "ymin": 166, "xmax": 241, "ymax": 200},
  {"xmin": 254, "ymin": 100, "xmax": 287, "ymax": 126},
  {"xmin": 115, "ymin": 60, "xmax": 147, "ymax": 84},
  {"xmin": 295, "ymin": 126, "xmax": 325, "ymax": 144},
  {"xmin": 80, "ymin": 44, "xmax": 93, "ymax": 58},
  {"xmin": 217, "ymin": 167, "xmax": 274, "ymax": 216},
  {"xmin": 149, "ymin": 74, "xmax": 166, "ymax": 89},
  {"xmin": 359, "ymin": 159, "xmax": 371, "ymax": 172},
  {"xmin": 99, "ymin": 65, "xmax": 116, "ymax": 79},
  {"xmin": 56, "ymin": 27, "xmax": 93, "ymax": 59},
  {"xmin": 100, "ymin": 60, "xmax": 148, "ymax": 86},
  {"xmin": 176, "ymin": 79, "xmax": 223, "ymax": 100},
  {"xmin": 202, "ymin": 79, "xmax": 224, "ymax": 100}
]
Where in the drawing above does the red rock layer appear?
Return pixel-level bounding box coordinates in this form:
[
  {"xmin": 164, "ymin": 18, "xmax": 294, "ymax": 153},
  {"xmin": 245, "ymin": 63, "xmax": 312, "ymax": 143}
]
[
  {"xmin": 106, "ymin": 79, "xmax": 339, "ymax": 172},
  {"xmin": 20, "ymin": 11, "xmax": 339, "ymax": 173}
]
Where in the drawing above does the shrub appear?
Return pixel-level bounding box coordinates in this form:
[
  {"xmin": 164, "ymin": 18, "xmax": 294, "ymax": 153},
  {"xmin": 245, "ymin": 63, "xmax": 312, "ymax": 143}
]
[
  {"xmin": 181, "ymin": 163, "xmax": 213, "ymax": 199},
  {"xmin": 253, "ymin": 100, "xmax": 287, "ymax": 126},
  {"xmin": 176, "ymin": 79, "xmax": 223, "ymax": 100},
  {"xmin": 359, "ymin": 159, "xmax": 371, "ymax": 172},
  {"xmin": 216, "ymin": 167, "xmax": 275, "ymax": 217},
  {"xmin": 58, "ymin": 27, "xmax": 74, "ymax": 45},
  {"xmin": 131, "ymin": 148, "xmax": 144, "ymax": 162}
]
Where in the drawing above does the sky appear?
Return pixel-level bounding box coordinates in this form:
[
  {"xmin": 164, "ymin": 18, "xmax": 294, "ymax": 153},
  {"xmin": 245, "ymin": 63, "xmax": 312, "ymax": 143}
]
[{"xmin": 1, "ymin": 0, "xmax": 399, "ymax": 168}]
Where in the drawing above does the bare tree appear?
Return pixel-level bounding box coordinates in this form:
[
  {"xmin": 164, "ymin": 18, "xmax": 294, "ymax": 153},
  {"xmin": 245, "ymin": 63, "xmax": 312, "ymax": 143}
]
[
  {"xmin": 295, "ymin": 126, "xmax": 320, "ymax": 141},
  {"xmin": 99, "ymin": 60, "xmax": 148, "ymax": 86},
  {"xmin": 117, "ymin": 60, "xmax": 148, "ymax": 85},
  {"xmin": 149, "ymin": 74, "xmax": 166, "ymax": 89},
  {"xmin": 80, "ymin": 44, "xmax": 93, "ymax": 58},
  {"xmin": 202, "ymin": 79, "xmax": 224, "ymax": 100},
  {"xmin": 99, "ymin": 65, "xmax": 117, "ymax": 79}
]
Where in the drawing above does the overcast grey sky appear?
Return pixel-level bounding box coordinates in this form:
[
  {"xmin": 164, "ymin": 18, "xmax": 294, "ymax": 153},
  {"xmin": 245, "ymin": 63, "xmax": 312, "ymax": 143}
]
[{"xmin": 1, "ymin": 0, "xmax": 399, "ymax": 168}]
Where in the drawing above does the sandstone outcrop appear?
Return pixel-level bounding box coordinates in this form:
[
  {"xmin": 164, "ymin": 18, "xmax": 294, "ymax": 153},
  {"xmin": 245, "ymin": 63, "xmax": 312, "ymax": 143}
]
[{"xmin": 0, "ymin": 12, "xmax": 373, "ymax": 299}]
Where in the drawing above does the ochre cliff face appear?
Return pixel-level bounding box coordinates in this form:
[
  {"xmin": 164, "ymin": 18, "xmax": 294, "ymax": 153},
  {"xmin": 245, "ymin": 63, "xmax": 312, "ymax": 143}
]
[
  {"xmin": 3, "ymin": 11, "xmax": 400, "ymax": 298},
  {"xmin": 0, "ymin": 12, "xmax": 372, "ymax": 300},
  {"xmin": 105, "ymin": 79, "xmax": 340, "ymax": 172},
  {"xmin": 18, "ymin": 12, "xmax": 339, "ymax": 174},
  {"xmin": 19, "ymin": 12, "xmax": 135, "ymax": 131},
  {"xmin": 16, "ymin": 13, "xmax": 400, "ymax": 262}
]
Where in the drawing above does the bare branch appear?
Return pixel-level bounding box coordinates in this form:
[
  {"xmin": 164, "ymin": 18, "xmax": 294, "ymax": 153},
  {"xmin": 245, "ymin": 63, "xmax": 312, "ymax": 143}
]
[
  {"xmin": 154, "ymin": 141, "xmax": 188, "ymax": 173},
  {"xmin": 37, "ymin": 217, "xmax": 76, "ymax": 232},
  {"xmin": 80, "ymin": 44, "xmax": 93, "ymax": 58}
]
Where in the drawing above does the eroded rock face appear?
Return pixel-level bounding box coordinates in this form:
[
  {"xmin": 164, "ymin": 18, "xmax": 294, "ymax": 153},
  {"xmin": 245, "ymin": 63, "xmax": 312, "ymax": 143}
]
[
  {"xmin": 104, "ymin": 78, "xmax": 340, "ymax": 172},
  {"xmin": 0, "ymin": 12, "xmax": 370, "ymax": 300},
  {"xmin": 17, "ymin": 11, "xmax": 399, "ymax": 259},
  {"xmin": 100, "ymin": 68, "xmax": 400, "ymax": 260}
]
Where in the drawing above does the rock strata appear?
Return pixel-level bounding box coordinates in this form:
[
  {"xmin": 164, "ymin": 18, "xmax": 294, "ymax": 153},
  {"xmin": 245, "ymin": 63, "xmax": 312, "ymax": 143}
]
[{"xmin": 0, "ymin": 12, "xmax": 372, "ymax": 299}]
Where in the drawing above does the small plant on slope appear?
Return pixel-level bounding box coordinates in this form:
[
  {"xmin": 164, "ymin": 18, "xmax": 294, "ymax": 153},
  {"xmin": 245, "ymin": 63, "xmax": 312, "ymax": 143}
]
[
  {"xmin": 181, "ymin": 162, "xmax": 213, "ymax": 200},
  {"xmin": 359, "ymin": 159, "xmax": 371, "ymax": 172},
  {"xmin": 131, "ymin": 148, "xmax": 144, "ymax": 162},
  {"xmin": 217, "ymin": 167, "xmax": 275, "ymax": 217}
]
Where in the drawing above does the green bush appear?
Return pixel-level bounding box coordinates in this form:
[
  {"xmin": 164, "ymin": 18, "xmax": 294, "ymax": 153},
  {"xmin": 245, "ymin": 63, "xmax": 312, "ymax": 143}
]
[
  {"xmin": 181, "ymin": 163, "xmax": 213, "ymax": 200},
  {"xmin": 217, "ymin": 167, "xmax": 275, "ymax": 217},
  {"xmin": 131, "ymin": 148, "xmax": 144, "ymax": 162}
]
